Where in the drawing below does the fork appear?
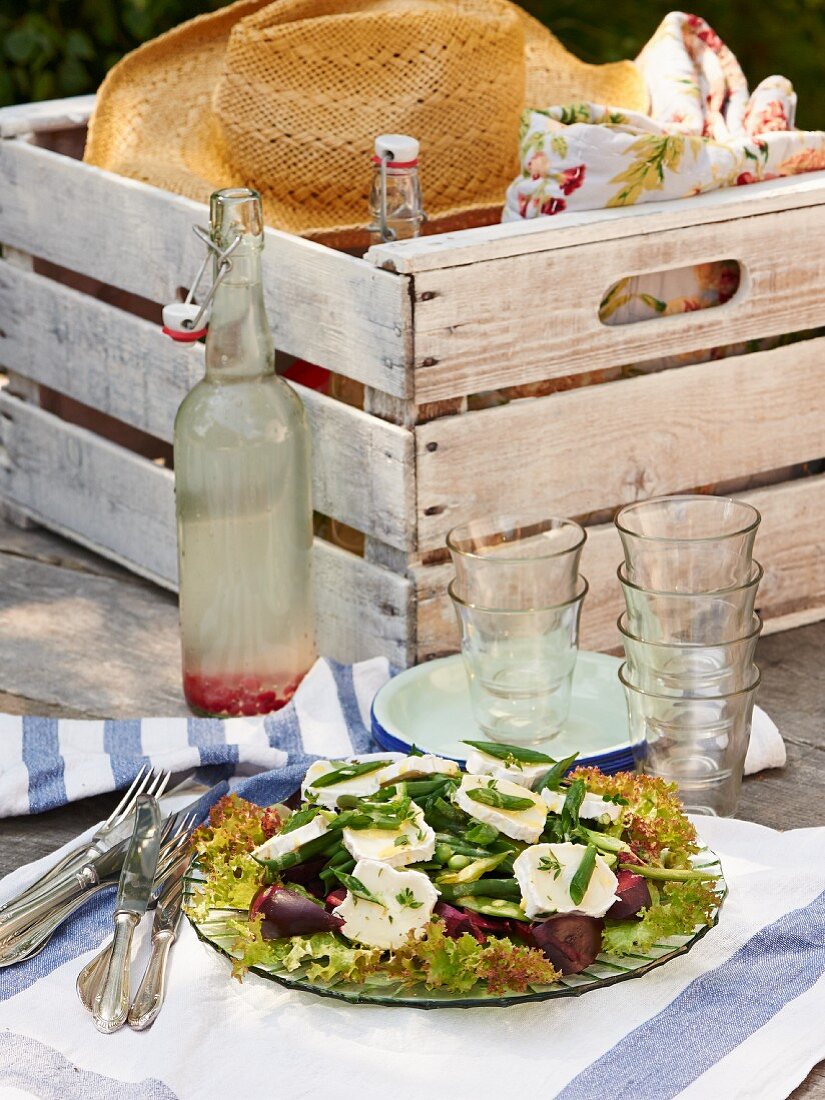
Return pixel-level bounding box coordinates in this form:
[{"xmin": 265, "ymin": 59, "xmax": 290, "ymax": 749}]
[
  {"xmin": 0, "ymin": 813, "xmax": 193, "ymax": 971},
  {"xmin": 0, "ymin": 767, "xmax": 171, "ymax": 919},
  {"xmin": 76, "ymin": 817, "xmax": 196, "ymax": 1009}
]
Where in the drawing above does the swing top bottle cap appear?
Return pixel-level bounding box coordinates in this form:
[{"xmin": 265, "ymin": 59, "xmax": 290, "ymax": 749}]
[
  {"xmin": 373, "ymin": 134, "xmax": 419, "ymax": 167},
  {"xmin": 162, "ymin": 302, "xmax": 207, "ymax": 342}
]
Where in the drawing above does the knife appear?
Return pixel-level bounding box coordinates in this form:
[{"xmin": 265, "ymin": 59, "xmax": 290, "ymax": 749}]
[
  {"xmin": 127, "ymin": 859, "xmax": 187, "ymax": 1030},
  {"xmin": 92, "ymin": 795, "xmax": 162, "ymax": 1034}
]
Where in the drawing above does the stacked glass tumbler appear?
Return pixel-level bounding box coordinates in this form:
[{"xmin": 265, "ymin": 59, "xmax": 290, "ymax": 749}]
[
  {"xmin": 616, "ymin": 495, "xmax": 762, "ymax": 816},
  {"xmin": 447, "ymin": 515, "xmax": 587, "ymax": 747}
]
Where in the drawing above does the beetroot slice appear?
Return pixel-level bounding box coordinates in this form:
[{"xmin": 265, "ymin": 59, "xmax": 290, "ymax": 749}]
[
  {"xmin": 529, "ymin": 914, "xmax": 604, "ymax": 974},
  {"xmin": 250, "ymin": 884, "xmax": 343, "ymax": 938},
  {"xmin": 325, "ymin": 888, "xmax": 347, "ymax": 910},
  {"xmin": 606, "ymin": 869, "xmax": 652, "ymax": 920},
  {"xmin": 434, "ymin": 902, "xmax": 517, "ymax": 943}
]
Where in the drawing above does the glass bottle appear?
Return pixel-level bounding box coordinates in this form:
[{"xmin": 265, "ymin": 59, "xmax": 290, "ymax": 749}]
[{"xmin": 174, "ymin": 188, "xmax": 315, "ymax": 717}]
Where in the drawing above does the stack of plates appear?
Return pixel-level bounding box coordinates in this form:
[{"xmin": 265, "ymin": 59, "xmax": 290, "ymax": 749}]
[{"xmin": 371, "ymin": 651, "xmax": 635, "ymax": 775}]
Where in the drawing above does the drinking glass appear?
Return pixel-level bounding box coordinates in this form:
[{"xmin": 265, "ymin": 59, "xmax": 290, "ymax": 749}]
[
  {"xmin": 619, "ymin": 613, "xmax": 761, "ymax": 695},
  {"xmin": 447, "ymin": 514, "xmax": 585, "ymax": 609},
  {"xmin": 619, "ymin": 561, "xmax": 763, "ymax": 644},
  {"xmin": 449, "ymin": 576, "xmax": 588, "ymax": 746},
  {"xmin": 616, "ymin": 495, "xmax": 760, "ymax": 592},
  {"xmin": 620, "ymin": 664, "xmax": 760, "ymax": 816}
]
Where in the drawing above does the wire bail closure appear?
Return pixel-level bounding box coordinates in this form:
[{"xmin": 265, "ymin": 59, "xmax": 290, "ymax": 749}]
[
  {"xmin": 377, "ymin": 151, "xmax": 397, "ymax": 244},
  {"xmin": 162, "ymin": 227, "xmax": 242, "ymax": 342}
]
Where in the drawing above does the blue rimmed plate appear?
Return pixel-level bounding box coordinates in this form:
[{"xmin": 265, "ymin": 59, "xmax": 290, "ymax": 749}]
[{"xmin": 371, "ymin": 651, "xmax": 634, "ymax": 773}]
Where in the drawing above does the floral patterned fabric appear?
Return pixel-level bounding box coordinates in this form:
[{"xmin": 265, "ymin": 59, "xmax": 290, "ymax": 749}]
[{"xmin": 502, "ymin": 12, "xmax": 825, "ymax": 342}]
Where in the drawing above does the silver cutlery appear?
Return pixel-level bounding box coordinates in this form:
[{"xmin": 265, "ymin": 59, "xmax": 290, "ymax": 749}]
[
  {"xmin": 0, "ymin": 834, "xmax": 130, "ymax": 953},
  {"xmin": 127, "ymin": 858, "xmax": 188, "ymax": 1030},
  {"xmin": 2, "ymin": 813, "xmax": 195, "ymax": 972},
  {"xmin": 76, "ymin": 818, "xmax": 195, "ymax": 1011},
  {"xmin": 92, "ymin": 796, "xmax": 162, "ymax": 1033},
  {"xmin": 0, "ymin": 767, "xmax": 170, "ymax": 922},
  {"xmin": 0, "ymin": 879, "xmax": 119, "ymax": 970}
]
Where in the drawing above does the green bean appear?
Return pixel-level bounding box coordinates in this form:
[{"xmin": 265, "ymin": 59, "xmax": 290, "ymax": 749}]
[
  {"xmin": 438, "ymin": 852, "xmax": 510, "ymax": 884},
  {"xmin": 574, "ymin": 825, "xmax": 630, "ymax": 854},
  {"xmin": 434, "ymin": 834, "xmax": 491, "ymax": 859},
  {"xmin": 326, "ymin": 846, "xmax": 354, "ymax": 869},
  {"xmin": 467, "ymin": 788, "xmax": 534, "ymax": 812},
  {"xmin": 438, "ymin": 879, "xmax": 521, "ymax": 901},
  {"xmin": 535, "ymin": 752, "xmax": 580, "ymax": 794},
  {"xmin": 260, "ymin": 836, "xmax": 340, "ymax": 882},
  {"xmin": 569, "ymin": 844, "xmax": 597, "ymax": 906},
  {"xmin": 462, "ymin": 741, "xmax": 556, "ymax": 765},
  {"xmin": 454, "ymin": 896, "xmax": 525, "ymax": 920},
  {"xmin": 566, "ymin": 778, "xmax": 587, "ymax": 825},
  {"xmin": 307, "ymin": 760, "xmax": 389, "ymax": 790},
  {"xmin": 431, "ymin": 796, "xmax": 465, "ymax": 825},
  {"xmin": 402, "ymin": 777, "xmax": 454, "ymax": 797},
  {"xmin": 320, "ymin": 859, "xmax": 355, "ymax": 886},
  {"xmin": 619, "ymin": 863, "xmax": 720, "ymax": 883}
]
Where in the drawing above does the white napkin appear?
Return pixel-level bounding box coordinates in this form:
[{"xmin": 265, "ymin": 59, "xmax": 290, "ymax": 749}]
[
  {"xmin": 745, "ymin": 707, "xmax": 786, "ymax": 774},
  {"xmin": 1, "ymin": 815, "xmax": 823, "ymax": 1100}
]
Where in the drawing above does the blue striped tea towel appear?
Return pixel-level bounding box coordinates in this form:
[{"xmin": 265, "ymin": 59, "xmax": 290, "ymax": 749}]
[
  {"xmin": 0, "ymin": 797, "xmax": 823, "ymax": 1099},
  {"xmin": 0, "ymin": 657, "xmax": 392, "ymax": 818}
]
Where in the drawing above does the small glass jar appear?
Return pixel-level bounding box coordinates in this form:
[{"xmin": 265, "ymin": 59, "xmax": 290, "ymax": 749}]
[{"xmin": 368, "ymin": 133, "xmax": 425, "ymax": 246}]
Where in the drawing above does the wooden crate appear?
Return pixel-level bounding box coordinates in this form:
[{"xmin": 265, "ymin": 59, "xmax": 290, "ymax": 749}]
[{"xmin": 2, "ymin": 96, "xmax": 825, "ymax": 667}]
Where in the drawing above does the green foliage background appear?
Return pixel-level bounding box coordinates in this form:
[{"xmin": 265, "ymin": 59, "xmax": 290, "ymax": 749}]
[{"xmin": 1, "ymin": 0, "xmax": 822, "ymax": 128}]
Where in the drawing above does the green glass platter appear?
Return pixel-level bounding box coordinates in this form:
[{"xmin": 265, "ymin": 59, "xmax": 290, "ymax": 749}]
[{"xmin": 184, "ymin": 846, "xmax": 726, "ymax": 1009}]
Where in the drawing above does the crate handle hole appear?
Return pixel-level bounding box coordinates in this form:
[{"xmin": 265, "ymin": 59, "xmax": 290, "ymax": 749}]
[{"xmin": 599, "ymin": 260, "xmax": 743, "ymax": 327}]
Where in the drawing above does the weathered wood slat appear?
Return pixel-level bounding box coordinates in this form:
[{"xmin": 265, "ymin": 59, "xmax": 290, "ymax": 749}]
[
  {"xmin": 0, "ymin": 393, "xmax": 412, "ymax": 665},
  {"xmin": 368, "ymin": 171, "xmax": 825, "ymax": 273},
  {"xmin": 413, "ymin": 473, "xmax": 825, "ymax": 660},
  {"xmin": 415, "ymin": 335, "xmax": 825, "ymax": 550},
  {"xmin": 0, "ymin": 139, "xmax": 411, "ymax": 396},
  {"xmin": 0, "ymin": 262, "xmax": 415, "ymax": 550},
  {"xmin": 411, "ymin": 204, "xmax": 825, "ymax": 402},
  {"xmin": 0, "ymin": 96, "xmax": 96, "ymax": 138}
]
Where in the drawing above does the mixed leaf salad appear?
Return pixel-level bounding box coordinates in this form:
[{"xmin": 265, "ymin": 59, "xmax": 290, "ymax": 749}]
[{"xmin": 186, "ymin": 744, "xmax": 723, "ymax": 998}]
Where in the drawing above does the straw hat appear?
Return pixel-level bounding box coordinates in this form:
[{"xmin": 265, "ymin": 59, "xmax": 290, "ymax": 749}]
[{"xmin": 85, "ymin": 0, "xmax": 646, "ymax": 247}]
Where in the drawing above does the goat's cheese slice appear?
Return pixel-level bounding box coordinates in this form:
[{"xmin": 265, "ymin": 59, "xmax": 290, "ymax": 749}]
[
  {"xmin": 301, "ymin": 759, "xmax": 392, "ymax": 809},
  {"xmin": 251, "ymin": 813, "xmax": 330, "ymax": 862},
  {"xmin": 465, "ymin": 747, "xmax": 553, "ymax": 789},
  {"xmin": 513, "ymin": 842, "xmax": 619, "ymax": 919},
  {"xmin": 454, "ymin": 774, "xmax": 547, "ymax": 843},
  {"xmin": 342, "ymin": 803, "xmax": 435, "ymax": 867},
  {"xmin": 379, "ymin": 754, "xmax": 460, "ymax": 785},
  {"xmin": 333, "ymin": 859, "xmax": 438, "ymax": 949},
  {"xmin": 542, "ymin": 788, "xmax": 623, "ymax": 825}
]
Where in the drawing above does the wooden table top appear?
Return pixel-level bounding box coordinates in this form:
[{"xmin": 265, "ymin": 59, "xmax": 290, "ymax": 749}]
[{"xmin": 0, "ymin": 512, "xmax": 822, "ymax": 1096}]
